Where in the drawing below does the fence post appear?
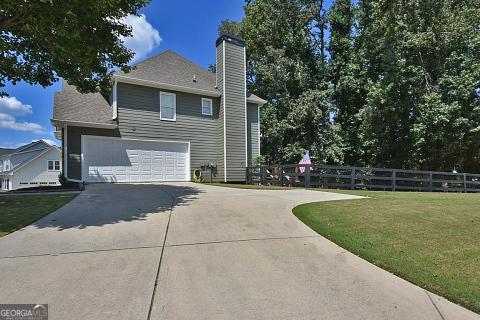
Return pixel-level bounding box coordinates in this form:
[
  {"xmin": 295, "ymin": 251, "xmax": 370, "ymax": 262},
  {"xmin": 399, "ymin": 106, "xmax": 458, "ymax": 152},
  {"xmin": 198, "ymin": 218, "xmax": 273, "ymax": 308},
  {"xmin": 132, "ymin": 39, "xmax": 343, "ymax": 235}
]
[
  {"xmin": 392, "ymin": 169, "xmax": 396, "ymax": 191},
  {"xmin": 350, "ymin": 167, "xmax": 356, "ymax": 190},
  {"xmin": 428, "ymin": 171, "xmax": 433, "ymax": 192},
  {"xmin": 305, "ymin": 165, "xmax": 311, "ymax": 188},
  {"xmin": 463, "ymin": 173, "xmax": 467, "ymax": 193},
  {"xmin": 261, "ymin": 165, "xmax": 266, "ymax": 186}
]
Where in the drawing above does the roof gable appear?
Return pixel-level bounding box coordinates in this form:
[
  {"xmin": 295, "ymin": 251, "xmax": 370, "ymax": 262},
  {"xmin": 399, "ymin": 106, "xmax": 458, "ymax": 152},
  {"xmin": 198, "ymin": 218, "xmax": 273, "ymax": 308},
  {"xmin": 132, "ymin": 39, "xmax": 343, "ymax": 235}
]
[
  {"xmin": 14, "ymin": 140, "xmax": 50, "ymax": 154},
  {"xmin": 53, "ymin": 82, "xmax": 115, "ymax": 126},
  {"xmin": 115, "ymin": 50, "xmax": 218, "ymax": 94}
]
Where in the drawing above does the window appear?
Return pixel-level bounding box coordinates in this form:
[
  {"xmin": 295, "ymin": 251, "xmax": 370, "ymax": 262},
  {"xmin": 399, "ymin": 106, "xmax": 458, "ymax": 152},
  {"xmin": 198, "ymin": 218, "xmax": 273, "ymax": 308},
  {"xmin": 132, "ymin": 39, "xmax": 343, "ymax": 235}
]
[
  {"xmin": 202, "ymin": 98, "xmax": 213, "ymax": 116},
  {"xmin": 48, "ymin": 160, "xmax": 60, "ymax": 171},
  {"xmin": 160, "ymin": 92, "xmax": 176, "ymax": 121}
]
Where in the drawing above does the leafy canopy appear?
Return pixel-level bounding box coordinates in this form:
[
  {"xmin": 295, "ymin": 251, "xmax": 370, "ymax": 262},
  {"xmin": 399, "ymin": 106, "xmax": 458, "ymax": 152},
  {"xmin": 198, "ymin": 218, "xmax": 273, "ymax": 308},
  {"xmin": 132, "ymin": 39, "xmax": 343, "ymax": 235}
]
[{"xmin": 0, "ymin": 0, "xmax": 149, "ymax": 96}]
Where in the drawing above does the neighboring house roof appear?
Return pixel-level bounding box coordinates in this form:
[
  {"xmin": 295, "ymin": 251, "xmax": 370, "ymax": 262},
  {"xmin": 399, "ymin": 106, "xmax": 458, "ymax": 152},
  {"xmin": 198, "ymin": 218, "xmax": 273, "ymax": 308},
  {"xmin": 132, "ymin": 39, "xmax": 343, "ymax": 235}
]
[
  {"xmin": 115, "ymin": 50, "xmax": 219, "ymax": 95},
  {"xmin": 11, "ymin": 146, "xmax": 61, "ymax": 174},
  {"xmin": 15, "ymin": 140, "xmax": 50, "ymax": 153},
  {"xmin": 1, "ymin": 141, "xmax": 59, "ymax": 174},
  {"xmin": 0, "ymin": 148, "xmax": 15, "ymax": 157},
  {"xmin": 52, "ymin": 82, "xmax": 116, "ymax": 128}
]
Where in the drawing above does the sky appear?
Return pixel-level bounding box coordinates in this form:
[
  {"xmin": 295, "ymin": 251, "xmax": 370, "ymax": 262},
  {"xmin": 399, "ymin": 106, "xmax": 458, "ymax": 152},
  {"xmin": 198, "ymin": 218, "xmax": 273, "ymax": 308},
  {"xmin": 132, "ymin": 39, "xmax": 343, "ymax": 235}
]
[{"xmin": 0, "ymin": 0, "xmax": 246, "ymax": 149}]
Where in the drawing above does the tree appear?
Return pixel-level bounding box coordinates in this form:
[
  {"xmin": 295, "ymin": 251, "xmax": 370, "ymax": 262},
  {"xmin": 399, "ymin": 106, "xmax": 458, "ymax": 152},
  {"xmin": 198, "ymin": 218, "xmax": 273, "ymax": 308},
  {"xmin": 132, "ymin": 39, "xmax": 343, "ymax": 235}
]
[
  {"xmin": 225, "ymin": 0, "xmax": 480, "ymax": 172},
  {"xmin": 355, "ymin": 0, "xmax": 480, "ymax": 171},
  {"xmin": 328, "ymin": 0, "xmax": 363, "ymax": 164},
  {"xmin": 241, "ymin": 0, "xmax": 341, "ymax": 164},
  {"xmin": 217, "ymin": 19, "xmax": 242, "ymax": 37},
  {"xmin": 0, "ymin": 0, "xmax": 149, "ymax": 96}
]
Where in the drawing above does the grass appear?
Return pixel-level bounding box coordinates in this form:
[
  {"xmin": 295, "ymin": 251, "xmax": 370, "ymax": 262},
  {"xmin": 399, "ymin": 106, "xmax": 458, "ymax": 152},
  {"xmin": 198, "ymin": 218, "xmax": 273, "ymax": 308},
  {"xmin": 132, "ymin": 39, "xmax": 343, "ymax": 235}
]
[
  {"xmin": 0, "ymin": 194, "xmax": 77, "ymax": 237},
  {"xmin": 292, "ymin": 190, "xmax": 480, "ymax": 313}
]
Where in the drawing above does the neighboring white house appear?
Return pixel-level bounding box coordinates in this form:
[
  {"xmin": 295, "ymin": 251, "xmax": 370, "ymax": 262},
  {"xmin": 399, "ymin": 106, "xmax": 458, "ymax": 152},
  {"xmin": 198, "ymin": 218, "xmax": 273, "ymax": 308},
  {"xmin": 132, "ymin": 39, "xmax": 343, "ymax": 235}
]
[{"xmin": 0, "ymin": 140, "xmax": 62, "ymax": 191}]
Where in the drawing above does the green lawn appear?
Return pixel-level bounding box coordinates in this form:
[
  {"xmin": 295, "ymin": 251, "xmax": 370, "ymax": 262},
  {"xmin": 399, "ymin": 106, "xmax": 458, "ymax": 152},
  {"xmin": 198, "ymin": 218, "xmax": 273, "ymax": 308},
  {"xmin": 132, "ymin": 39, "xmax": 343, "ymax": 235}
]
[
  {"xmin": 0, "ymin": 194, "xmax": 77, "ymax": 237},
  {"xmin": 293, "ymin": 190, "xmax": 480, "ymax": 313}
]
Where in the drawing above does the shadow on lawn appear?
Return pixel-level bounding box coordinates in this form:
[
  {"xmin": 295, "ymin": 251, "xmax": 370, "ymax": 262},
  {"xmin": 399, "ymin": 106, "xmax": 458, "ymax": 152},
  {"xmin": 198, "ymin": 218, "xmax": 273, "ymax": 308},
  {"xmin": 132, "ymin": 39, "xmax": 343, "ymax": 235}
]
[{"xmin": 32, "ymin": 183, "xmax": 202, "ymax": 230}]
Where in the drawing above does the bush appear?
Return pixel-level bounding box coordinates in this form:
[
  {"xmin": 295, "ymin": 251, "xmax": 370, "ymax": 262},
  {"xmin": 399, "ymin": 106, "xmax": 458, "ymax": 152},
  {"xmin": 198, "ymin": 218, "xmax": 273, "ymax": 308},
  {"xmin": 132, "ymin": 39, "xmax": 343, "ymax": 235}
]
[
  {"xmin": 192, "ymin": 169, "xmax": 202, "ymax": 183},
  {"xmin": 252, "ymin": 155, "xmax": 267, "ymax": 166},
  {"xmin": 58, "ymin": 173, "xmax": 67, "ymax": 185}
]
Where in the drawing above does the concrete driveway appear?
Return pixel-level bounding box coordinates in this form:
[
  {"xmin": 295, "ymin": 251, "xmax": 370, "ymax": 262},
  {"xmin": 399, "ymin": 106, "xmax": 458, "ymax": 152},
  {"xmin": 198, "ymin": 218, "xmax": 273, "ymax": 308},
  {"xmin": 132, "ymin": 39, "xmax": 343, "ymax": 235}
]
[{"xmin": 0, "ymin": 183, "xmax": 478, "ymax": 320}]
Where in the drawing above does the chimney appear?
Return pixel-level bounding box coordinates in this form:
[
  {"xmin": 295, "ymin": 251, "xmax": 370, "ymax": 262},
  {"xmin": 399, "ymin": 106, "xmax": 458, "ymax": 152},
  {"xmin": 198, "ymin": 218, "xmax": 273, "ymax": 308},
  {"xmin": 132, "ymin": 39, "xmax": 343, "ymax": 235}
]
[{"xmin": 215, "ymin": 34, "xmax": 247, "ymax": 182}]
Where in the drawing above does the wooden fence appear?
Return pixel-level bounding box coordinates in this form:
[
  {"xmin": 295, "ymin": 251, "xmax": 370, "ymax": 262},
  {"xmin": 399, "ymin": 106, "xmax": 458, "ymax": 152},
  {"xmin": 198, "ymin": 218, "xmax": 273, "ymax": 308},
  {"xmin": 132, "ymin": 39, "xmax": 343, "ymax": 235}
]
[{"xmin": 246, "ymin": 164, "xmax": 480, "ymax": 192}]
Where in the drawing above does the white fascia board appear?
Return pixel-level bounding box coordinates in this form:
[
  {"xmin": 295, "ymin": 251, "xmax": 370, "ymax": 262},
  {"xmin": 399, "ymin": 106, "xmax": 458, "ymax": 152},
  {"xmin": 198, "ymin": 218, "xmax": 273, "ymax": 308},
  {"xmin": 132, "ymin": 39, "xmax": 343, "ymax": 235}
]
[{"xmin": 114, "ymin": 75, "xmax": 221, "ymax": 98}]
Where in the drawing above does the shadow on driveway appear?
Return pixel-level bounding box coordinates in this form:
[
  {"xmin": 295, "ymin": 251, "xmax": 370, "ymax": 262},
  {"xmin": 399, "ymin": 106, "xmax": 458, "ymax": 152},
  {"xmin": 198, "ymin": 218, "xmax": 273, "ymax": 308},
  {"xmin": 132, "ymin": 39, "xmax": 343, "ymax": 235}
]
[{"xmin": 31, "ymin": 183, "xmax": 202, "ymax": 231}]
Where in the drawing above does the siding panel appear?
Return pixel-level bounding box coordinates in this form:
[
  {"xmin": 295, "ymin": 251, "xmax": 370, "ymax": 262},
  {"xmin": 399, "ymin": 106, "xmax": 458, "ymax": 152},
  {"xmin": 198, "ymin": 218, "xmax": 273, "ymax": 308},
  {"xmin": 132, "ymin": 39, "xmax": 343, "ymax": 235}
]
[
  {"xmin": 223, "ymin": 42, "xmax": 246, "ymax": 181},
  {"xmin": 67, "ymin": 126, "xmax": 119, "ymax": 180},
  {"xmin": 247, "ymin": 103, "xmax": 260, "ymax": 164},
  {"xmin": 117, "ymin": 83, "xmax": 224, "ymax": 181}
]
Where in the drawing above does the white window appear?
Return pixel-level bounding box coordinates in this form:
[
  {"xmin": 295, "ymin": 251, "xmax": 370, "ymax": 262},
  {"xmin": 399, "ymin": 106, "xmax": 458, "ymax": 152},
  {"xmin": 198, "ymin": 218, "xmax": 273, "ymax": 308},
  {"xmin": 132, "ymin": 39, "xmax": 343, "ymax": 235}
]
[
  {"xmin": 160, "ymin": 92, "xmax": 176, "ymax": 121},
  {"xmin": 48, "ymin": 160, "xmax": 61, "ymax": 171},
  {"xmin": 202, "ymin": 98, "xmax": 213, "ymax": 116}
]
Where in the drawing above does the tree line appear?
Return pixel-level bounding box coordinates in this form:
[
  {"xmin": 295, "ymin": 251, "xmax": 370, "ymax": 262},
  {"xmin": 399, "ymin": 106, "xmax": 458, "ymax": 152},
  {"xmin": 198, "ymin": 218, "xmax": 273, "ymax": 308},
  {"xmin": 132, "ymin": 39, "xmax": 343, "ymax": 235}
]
[{"xmin": 220, "ymin": 0, "xmax": 480, "ymax": 172}]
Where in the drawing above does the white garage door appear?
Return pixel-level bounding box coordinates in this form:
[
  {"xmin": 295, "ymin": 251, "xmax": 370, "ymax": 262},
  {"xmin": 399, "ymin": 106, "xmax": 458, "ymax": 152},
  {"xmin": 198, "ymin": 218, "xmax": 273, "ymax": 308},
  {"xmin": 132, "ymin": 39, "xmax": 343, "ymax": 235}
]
[{"xmin": 82, "ymin": 136, "xmax": 189, "ymax": 182}]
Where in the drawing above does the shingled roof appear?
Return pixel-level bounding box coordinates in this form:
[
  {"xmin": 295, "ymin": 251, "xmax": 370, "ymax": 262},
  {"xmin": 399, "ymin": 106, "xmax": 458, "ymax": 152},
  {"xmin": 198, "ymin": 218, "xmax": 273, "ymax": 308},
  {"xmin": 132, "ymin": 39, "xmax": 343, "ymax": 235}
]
[
  {"xmin": 0, "ymin": 148, "xmax": 14, "ymax": 157},
  {"xmin": 115, "ymin": 50, "xmax": 219, "ymax": 94},
  {"xmin": 52, "ymin": 50, "xmax": 267, "ymax": 126},
  {"xmin": 53, "ymin": 82, "xmax": 115, "ymax": 126}
]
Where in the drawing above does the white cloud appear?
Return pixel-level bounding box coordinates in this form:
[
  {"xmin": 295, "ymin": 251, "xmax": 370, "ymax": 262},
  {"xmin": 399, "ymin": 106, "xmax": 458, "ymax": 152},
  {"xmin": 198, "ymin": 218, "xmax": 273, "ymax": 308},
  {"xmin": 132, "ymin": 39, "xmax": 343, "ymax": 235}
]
[
  {"xmin": 122, "ymin": 14, "xmax": 161, "ymax": 62},
  {"xmin": 0, "ymin": 112, "xmax": 44, "ymax": 133},
  {"xmin": 0, "ymin": 96, "xmax": 32, "ymax": 116},
  {"xmin": 0, "ymin": 96, "xmax": 44, "ymax": 133}
]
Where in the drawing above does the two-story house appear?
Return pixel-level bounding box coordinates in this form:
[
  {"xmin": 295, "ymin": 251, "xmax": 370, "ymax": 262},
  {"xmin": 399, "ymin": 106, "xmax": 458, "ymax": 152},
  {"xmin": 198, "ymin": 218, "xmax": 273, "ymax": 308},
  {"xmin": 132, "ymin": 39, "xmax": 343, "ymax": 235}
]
[
  {"xmin": 51, "ymin": 35, "xmax": 266, "ymax": 183},
  {"xmin": 0, "ymin": 141, "xmax": 62, "ymax": 190}
]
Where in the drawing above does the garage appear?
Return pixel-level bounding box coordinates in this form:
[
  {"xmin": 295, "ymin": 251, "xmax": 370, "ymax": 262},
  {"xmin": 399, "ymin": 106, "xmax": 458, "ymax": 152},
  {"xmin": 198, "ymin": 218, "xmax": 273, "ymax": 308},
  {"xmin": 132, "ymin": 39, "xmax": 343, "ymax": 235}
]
[{"xmin": 81, "ymin": 136, "xmax": 190, "ymax": 183}]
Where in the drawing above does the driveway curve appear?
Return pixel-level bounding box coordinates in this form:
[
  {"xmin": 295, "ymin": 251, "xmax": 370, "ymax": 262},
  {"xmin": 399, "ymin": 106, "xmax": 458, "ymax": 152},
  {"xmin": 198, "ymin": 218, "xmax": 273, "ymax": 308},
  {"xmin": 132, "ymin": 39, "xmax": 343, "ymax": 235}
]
[{"xmin": 0, "ymin": 183, "xmax": 477, "ymax": 320}]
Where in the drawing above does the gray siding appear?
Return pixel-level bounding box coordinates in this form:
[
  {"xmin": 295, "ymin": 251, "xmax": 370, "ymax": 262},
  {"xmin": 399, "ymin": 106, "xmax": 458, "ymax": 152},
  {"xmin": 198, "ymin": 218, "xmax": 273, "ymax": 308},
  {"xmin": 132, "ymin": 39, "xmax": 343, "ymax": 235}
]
[
  {"xmin": 247, "ymin": 103, "xmax": 260, "ymax": 164},
  {"xmin": 66, "ymin": 126, "xmax": 119, "ymax": 180},
  {"xmin": 223, "ymin": 41, "xmax": 247, "ymax": 181},
  {"xmin": 216, "ymin": 42, "xmax": 225, "ymax": 181},
  {"xmin": 116, "ymin": 83, "xmax": 223, "ymax": 180}
]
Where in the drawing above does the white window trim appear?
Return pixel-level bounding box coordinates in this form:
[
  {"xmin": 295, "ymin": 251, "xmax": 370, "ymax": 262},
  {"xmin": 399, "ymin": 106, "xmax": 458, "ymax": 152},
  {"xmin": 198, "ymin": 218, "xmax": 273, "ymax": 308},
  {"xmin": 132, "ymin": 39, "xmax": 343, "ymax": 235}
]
[
  {"xmin": 159, "ymin": 91, "xmax": 177, "ymax": 121},
  {"xmin": 201, "ymin": 98, "xmax": 213, "ymax": 116},
  {"xmin": 48, "ymin": 160, "xmax": 61, "ymax": 171}
]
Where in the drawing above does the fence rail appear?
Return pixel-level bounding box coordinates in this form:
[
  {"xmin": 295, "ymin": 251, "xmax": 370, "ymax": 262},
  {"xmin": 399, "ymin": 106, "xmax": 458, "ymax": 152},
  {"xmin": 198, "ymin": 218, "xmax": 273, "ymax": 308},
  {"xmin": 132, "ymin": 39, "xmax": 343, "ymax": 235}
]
[{"xmin": 246, "ymin": 164, "xmax": 480, "ymax": 193}]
